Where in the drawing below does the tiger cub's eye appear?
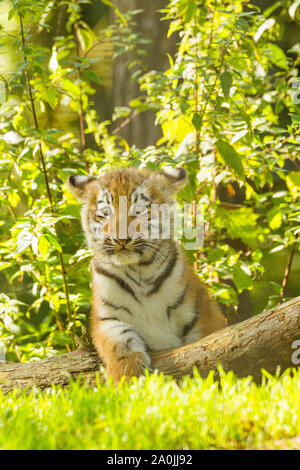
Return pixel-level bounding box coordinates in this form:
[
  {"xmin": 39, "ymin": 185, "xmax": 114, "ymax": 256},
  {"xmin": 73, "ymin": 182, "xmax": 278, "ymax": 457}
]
[
  {"xmin": 95, "ymin": 205, "xmax": 113, "ymax": 219},
  {"xmin": 131, "ymin": 204, "xmax": 148, "ymax": 217}
]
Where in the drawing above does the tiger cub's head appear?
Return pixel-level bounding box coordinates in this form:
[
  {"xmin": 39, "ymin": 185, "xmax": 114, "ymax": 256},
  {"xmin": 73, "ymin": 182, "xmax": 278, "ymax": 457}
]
[{"xmin": 67, "ymin": 167, "xmax": 187, "ymax": 265}]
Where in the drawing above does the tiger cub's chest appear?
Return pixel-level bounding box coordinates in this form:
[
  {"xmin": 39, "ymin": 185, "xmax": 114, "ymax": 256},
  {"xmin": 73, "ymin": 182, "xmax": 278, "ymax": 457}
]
[{"xmin": 94, "ymin": 254, "xmax": 188, "ymax": 349}]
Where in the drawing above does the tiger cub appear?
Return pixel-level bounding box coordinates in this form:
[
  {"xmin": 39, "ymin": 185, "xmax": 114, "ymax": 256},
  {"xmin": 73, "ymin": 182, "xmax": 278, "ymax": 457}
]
[{"xmin": 68, "ymin": 167, "xmax": 226, "ymax": 383}]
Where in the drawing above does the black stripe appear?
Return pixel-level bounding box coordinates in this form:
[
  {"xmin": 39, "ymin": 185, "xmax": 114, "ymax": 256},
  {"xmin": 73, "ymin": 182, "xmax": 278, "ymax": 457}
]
[
  {"xmin": 166, "ymin": 283, "xmax": 188, "ymax": 319},
  {"xmin": 128, "ymin": 265, "xmax": 139, "ymax": 273},
  {"xmin": 125, "ymin": 270, "xmax": 142, "ymax": 287},
  {"xmin": 100, "ymin": 297, "xmax": 133, "ymax": 315},
  {"xmin": 146, "ymin": 245, "xmax": 178, "ymax": 296},
  {"xmin": 182, "ymin": 290, "xmax": 200, "ymax": 337},
  {"xmin": 138, "ymin": 240, "xmax": 166, "ymax": 267},
  {"xmin": 131, "ymin": 191, "xmax": 138, "ymax": 203},
  {"xmin": 125, "ymin": 335, "xmax": 149, "ymax": 350},
  {"xmin": 99, "ymin": 190, "xmax": 111, "ymax": 204},
  {"xmin": 121, "ymin": 328, "xmax": 133, "ymax": 335},
  {"xmin": 182, "ymin": 312, "xmax": 198, "ymax": 337},
  {"xmin": 139, "ymin": 193, "xmax": 151, "ymax": 204},
  {"xmin": 138, "ymin": 247, "xmax": 159, "ymax": 266},
  {"xmin": 95, "ymin": 266, "xmax": 141, "ymax": 304},
  {"xmin": 137, "ymin": 240, "xmax": 168, "ymax": 267},
  {"xmin": 69, "ymin": 175, "xmax": 96, "ymax": 188},
  {"xmin": 127, "ymin": 265, "xmax": 154, "ymax": 285}
]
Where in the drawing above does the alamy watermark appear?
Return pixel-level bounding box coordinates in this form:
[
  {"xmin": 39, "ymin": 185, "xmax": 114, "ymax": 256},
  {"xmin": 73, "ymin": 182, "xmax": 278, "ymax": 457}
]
[
  {"xmin": 0, "ymin": 82, "xmax": 5, "ymax": 105},
  {"xmin": 0, "ymin": 343, "xmax": 6, "ymax": 363},
  {"xmin": 291, "ymin": 340, "xmax": 300, "ymax": 365},
  {"xmin": 291, "ymin": 80, "xmax": 300, "ymax": 104},
  {"xmin": 93, "ymin": 198, "xmax": 205, "ymax": 250}
]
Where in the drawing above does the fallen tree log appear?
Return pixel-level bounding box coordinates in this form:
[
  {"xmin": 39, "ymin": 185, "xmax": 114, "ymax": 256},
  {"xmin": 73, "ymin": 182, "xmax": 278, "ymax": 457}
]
[{"xmin": 1, "ymin": 296, "xmax": 300, "ymax": 393}]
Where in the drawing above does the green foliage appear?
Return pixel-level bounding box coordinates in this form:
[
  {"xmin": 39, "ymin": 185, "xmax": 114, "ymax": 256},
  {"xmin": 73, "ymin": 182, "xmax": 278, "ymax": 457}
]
[
  {"xmin": 0, "ymin": 0, "xmax": 299, "ymax": 360},
  {"xmin": 1, "ymin": 368, "xmax": 300, "ymax": 449},
  {"xmin": 138, "ymin": 0, "xmax": 300, "ymax": 308}
]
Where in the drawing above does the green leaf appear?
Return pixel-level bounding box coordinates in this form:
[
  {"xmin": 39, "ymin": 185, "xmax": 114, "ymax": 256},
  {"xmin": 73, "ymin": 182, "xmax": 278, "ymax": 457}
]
[
  {"xmin": 112, "ymin": 106, "xmax": 130, "ymax": 121},
  {"xmin": 237, "ymin": 18, "xmax": 249, "ymax": 31},
  {"xmin": 16, "ymin": 232, "xmax": 33, "ymax": 253},
  {"xmin": 207, "ymin": 248, "xmax": 225, "ymax": 263},
  {"xmin": 83, "ymin": 70, "xmax": 101, "ymax": 85},
  {"xmin": 212, "ymin": 282, "xmax": 239, "ymax": 305},
  {"xmin": 263, "ymin": 43, "xmax": 289, "ymax": 71},
  {"xmin": 264, "ymin": 1, "xmax": 281, "ymax": 18},
  {"xmin": 267, "ymin": 209, "xmax": 283, "ymax": 230},
  {"xmin": 0, "ymin": 262, "xmax": 12, "ymax": 272},
  {"xmin": 231, "ymin": 129, "xmax": 247, "ymax": 145},
  {"xmin": 215, "ymin": 207, "xmax": 260, "ymax": 249},
  {"xmin": 216, "ymin": 140, "xmax": 244, "ymax": 178},
  {"xmin": 77, "ymin": 26, "xmax": 94, "ymax": 52},
  {"xmin": 101, "ymin": 0, "xmax": 114, "ymax": 7},
  {"xmin": 192, "ymin": 113, "xmax": 202, "ymax": 131},
  {"xmin": 38, "ymin": 236, "xmax": 51, "ymax": 257},
  {"xmin": 62, "ymin": 79, "xmax": 81, "ymax": 97},
  {"xmin": 8, "ymin": 191, "xmax": 20, "ymax": 208},
  {"xmin": 233, "ymin": 264, "xmax": 253, "ymax": 292},
  {"xmin": 40, "ymin": 87, "xmax": 59, "ymax": 109},
  {"xmin": 185, "ymin": 0, "xmax": 197, "ymax": 22},
  {"xmin": 52, "ymin": 332, "xmax": 72, "ymax": 346},
  {"xmin": 44, "ymin": 233, "xmax": 62, "ymax": 253},
  {"xmin": 8, "ymin": 8, "xmax": 15, "ymax": 20},
  {"xmin": 220, "ymin": 71, "xmax": 232, "ymax": 99},
  {"xmin": 287, "ymin": 172, "xmax": 300, "ymax": 192}
]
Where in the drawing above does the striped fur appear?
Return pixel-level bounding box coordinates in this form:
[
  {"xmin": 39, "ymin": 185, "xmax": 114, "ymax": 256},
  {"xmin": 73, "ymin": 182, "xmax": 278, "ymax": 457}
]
[{"xmin": 68, "ymin": 167, "xmax": 226, "ymax": 383}]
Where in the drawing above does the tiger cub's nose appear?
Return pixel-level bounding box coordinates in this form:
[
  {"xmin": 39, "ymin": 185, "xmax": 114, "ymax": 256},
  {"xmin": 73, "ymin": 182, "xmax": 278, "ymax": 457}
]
[{"xmin": 114, "ymin": 237, "xmax": 131, "ymax": 246}]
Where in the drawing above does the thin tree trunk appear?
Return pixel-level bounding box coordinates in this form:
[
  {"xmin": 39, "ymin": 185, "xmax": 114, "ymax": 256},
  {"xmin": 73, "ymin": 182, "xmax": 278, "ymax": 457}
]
[
  {"xmin": 1, "ymin": 297, "xmax": 300, "ymax": 394},
  {"xmin": 111, "ymin": 1, "xmax": 176, "ymax": 147}
]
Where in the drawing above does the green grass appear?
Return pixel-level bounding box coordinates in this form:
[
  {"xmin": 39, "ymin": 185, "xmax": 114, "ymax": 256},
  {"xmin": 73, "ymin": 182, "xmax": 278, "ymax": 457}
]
[{"xmin": 1, "ymin": 368, "xmax": 300, "ymax": 450}]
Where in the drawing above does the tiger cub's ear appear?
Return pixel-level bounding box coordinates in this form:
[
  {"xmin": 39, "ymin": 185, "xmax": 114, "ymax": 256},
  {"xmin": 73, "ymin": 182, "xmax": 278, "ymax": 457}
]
[
  {"xmin": 147, "ymin": 167, "xmax": 187, "ymax": 197},
  {"xmin": 67, "ymin": 175, "xmax": 98, "ymax": 201}
]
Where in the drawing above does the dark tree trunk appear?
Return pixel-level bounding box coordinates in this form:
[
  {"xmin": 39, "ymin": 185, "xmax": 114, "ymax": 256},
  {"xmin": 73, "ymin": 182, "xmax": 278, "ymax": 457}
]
[{"xmin": 111, "ymin": 1, "xmax": 176, "ymax": 147}]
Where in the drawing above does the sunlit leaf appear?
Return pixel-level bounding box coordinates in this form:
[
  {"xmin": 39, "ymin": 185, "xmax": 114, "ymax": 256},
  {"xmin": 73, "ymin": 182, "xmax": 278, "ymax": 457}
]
[
  {"xmin": 287, "ymin": 172, "xmax": 300, "ymax": 193},
  {"xmin": 83, "ymin": 70, "xmax": 101, "ymax": 85},
  {"xmin": 192, "ymin": 113, "xmax": 202, "ymax": 131},
  {"xmin": 233, "ymin": 263, "xmax": 253, "ymax": 292},
  {"xmin": 263, "ymin": 43, "xmax": 289, "ymax": 70},
  {"xmin": 220, "ymin": 71, "xmax": 232, "ymax": 99},
  {"xmin": 216, "ymin": 140, "xmax": 244, "ymax": 178}
]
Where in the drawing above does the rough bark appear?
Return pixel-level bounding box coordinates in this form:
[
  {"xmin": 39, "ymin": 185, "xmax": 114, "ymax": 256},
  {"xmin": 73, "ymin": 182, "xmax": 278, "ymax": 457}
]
[{"xmin": 1, "ymin": 296, "xmax": 299, "ymax": 394}]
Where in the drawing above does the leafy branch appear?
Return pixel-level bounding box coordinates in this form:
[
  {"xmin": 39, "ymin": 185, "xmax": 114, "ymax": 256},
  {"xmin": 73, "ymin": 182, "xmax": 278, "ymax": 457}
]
[{"xmin": 19, "ymin": 14, "xmax": 74, "ymax": 349}]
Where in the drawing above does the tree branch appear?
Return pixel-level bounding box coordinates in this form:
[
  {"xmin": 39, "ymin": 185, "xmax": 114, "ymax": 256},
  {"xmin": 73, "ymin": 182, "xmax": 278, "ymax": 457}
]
[
  {"xmin": 280, "ymin": 243, "xmax": 297, "ymax": 302},
  {"xmin": 1, "ymin": 296, "xmax": 300, "ymax": 393}
]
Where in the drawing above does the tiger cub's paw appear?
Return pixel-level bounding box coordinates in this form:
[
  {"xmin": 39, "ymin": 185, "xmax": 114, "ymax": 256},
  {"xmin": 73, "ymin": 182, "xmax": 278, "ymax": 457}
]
[{"xmin": 108, "ymin": 351, "xmax": 151, "ymax": 384}]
